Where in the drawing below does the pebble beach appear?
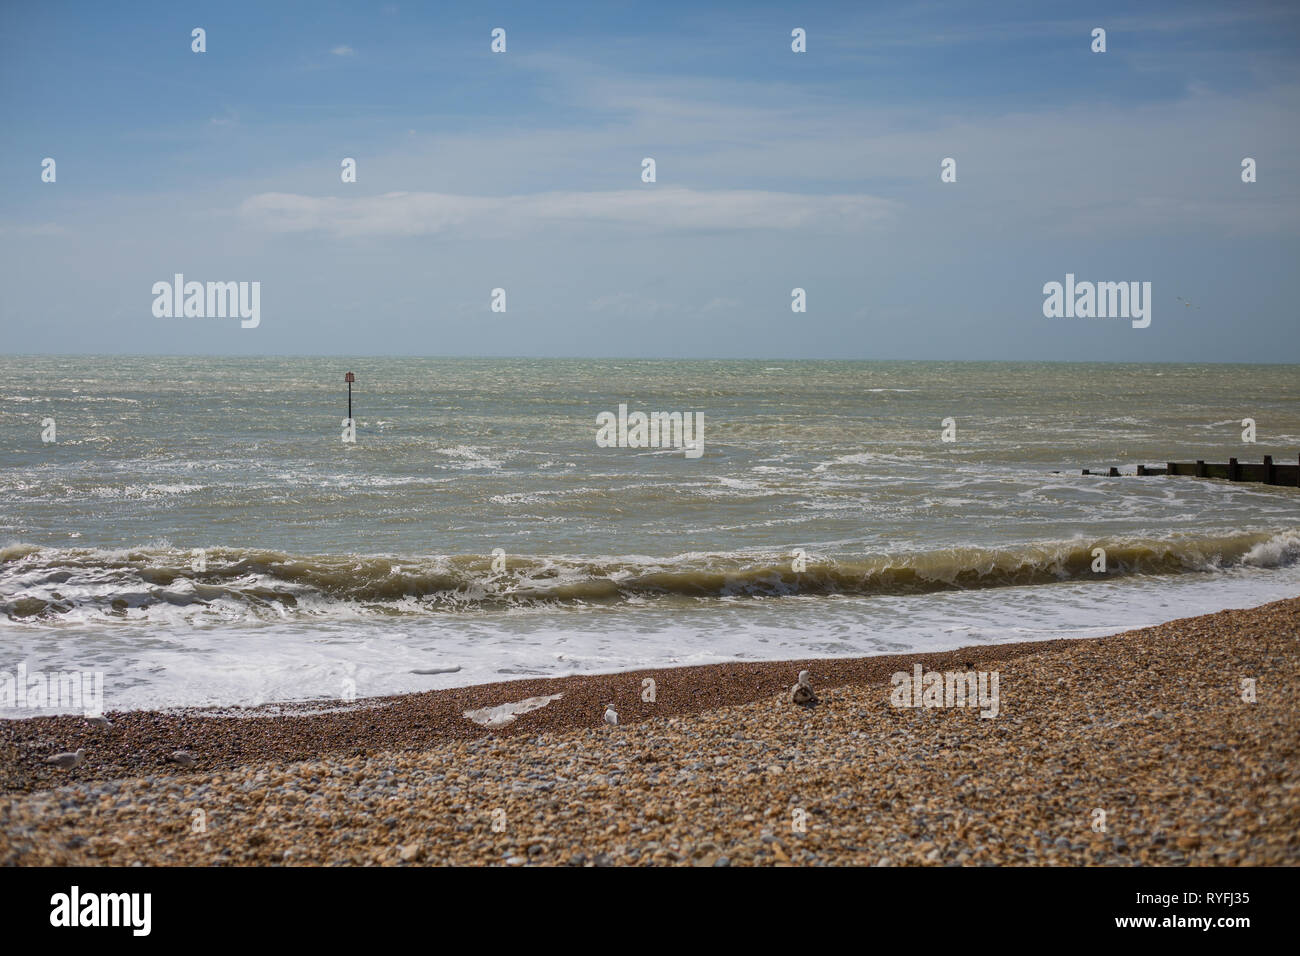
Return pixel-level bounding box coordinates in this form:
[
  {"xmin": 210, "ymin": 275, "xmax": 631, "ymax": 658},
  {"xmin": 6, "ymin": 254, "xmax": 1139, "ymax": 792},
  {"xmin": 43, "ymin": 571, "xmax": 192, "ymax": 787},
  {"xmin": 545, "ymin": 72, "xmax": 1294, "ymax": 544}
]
[{"xmin": 2, "ymin": 597, "xmax": 1297, "ymax": 866}]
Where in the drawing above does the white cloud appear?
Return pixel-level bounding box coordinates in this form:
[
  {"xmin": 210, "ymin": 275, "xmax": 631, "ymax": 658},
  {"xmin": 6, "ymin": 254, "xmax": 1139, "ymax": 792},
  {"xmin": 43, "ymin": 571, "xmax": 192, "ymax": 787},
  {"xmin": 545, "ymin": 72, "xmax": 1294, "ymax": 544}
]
[
  {"xmin": 331, "ymin": 45, "xmax": 355, "ymax": 56},
  {"xmin": 239, "ymin": 187, "xmax": 897, "ymax": 238},
  {"xmin": 299, "ymin": 54, "xmax": 1297, "ymax": 240}
]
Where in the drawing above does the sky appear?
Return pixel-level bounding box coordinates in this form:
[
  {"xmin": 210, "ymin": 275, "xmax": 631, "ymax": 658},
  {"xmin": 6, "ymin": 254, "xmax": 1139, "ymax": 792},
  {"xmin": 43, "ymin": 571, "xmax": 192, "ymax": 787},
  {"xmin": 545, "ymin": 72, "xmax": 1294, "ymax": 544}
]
[{"xmin": 1, "ymin": 0, "xmax": 1298, "ymax": 361}]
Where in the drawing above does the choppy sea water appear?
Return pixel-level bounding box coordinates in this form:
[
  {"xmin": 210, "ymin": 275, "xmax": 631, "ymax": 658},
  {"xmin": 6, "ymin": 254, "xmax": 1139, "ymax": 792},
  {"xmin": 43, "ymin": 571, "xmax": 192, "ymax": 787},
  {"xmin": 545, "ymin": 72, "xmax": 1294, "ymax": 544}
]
[{"xmin": 1, "ymin": 356, "xmax": 1298, "ymax": 714}]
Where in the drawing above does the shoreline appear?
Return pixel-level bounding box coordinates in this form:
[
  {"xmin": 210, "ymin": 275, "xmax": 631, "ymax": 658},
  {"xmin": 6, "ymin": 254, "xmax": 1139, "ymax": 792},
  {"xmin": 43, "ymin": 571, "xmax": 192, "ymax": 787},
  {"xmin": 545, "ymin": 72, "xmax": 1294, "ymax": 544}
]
[
  {"xmin": 3, "ymin": 624, "xmax": 1081, "ymax": 795},
  {"xmin": 1, "ymin": 595, "xmax": 1295, "ymax": 788},
  {"xmin": 3, "ymin": 595, "xmax": 1298, "ymax": 865}
]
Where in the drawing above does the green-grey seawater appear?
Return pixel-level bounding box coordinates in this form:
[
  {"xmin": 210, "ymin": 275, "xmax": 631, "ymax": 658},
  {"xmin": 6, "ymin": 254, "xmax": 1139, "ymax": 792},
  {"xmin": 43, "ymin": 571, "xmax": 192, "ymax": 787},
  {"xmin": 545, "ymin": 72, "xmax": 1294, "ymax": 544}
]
[{"xmin": 2, "ymin": 357, "xmax": 1298, "ymax": 711}]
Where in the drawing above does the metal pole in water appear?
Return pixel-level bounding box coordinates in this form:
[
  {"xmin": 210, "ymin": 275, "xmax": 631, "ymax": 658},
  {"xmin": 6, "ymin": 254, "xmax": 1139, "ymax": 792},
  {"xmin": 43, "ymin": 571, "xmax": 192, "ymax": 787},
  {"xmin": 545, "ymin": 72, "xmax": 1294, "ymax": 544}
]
[{"xmin": 345, "ymin": 371, "xmax": 355, "ymax": 419}]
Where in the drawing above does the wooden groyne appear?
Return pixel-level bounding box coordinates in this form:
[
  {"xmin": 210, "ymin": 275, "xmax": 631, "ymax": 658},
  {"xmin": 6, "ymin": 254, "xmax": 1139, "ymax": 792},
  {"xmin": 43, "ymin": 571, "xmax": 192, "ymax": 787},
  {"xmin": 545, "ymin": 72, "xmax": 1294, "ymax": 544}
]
[{"xmin": 1081, "ymin": 454, "xmax": 1300, "ymax": 486}]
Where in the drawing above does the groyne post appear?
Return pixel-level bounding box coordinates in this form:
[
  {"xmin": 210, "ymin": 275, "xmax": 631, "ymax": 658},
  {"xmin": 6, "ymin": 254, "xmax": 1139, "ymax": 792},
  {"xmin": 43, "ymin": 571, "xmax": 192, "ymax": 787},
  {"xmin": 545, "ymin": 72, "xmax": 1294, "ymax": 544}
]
[{"xmin": 1091, "ymin": 455, "xmax": 1296, "ymax": 485}]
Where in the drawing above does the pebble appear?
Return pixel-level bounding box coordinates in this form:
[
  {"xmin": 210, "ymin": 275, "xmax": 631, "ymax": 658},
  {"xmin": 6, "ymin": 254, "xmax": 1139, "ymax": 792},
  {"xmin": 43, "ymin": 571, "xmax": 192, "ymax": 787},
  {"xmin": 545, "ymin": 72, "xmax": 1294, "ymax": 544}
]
[{"xmin": 1, "ymin": 599, "xmax": 1297, "ymax": 866}]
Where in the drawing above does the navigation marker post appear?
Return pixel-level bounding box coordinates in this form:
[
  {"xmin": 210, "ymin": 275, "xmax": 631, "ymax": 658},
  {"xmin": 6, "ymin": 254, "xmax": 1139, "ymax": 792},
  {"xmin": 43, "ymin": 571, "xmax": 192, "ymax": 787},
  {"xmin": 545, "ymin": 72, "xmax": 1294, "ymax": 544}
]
[{"xmin": 345, "ymin": 371, "xmax": 355, "ymax": 420}]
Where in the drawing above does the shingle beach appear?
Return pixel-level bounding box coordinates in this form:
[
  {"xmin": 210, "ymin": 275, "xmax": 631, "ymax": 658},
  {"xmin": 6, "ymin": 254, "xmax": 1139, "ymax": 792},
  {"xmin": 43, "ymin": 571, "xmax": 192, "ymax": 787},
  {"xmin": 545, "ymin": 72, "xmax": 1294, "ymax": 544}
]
[{"xmin": 3, "ymin": 597, "xmax": 1297, "ymax": 866}]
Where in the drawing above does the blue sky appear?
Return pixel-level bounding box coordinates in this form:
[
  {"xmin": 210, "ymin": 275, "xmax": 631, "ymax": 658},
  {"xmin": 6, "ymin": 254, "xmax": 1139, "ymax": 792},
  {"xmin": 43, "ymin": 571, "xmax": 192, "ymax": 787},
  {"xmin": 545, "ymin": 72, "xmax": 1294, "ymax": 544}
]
[{"xmin": 1, "ymin": 0, "xmax": 1298, "ymax": 360}]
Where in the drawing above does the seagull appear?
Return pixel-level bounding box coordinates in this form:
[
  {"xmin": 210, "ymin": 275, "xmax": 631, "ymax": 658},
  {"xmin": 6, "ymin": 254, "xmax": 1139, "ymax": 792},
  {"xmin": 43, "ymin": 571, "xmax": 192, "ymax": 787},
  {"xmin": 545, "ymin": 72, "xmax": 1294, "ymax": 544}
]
[
  {"xmin": 604, "ymin": 703, "xmax": 618, "ymax": 727},
  {"xmin": 85, "ymin": 715, "xmax": 113, "ymax": 728},
  {"xmin": 168, "ymin": 750, "xmax": 197, "ymax": 768},
  {"xmin": 44, "ymin": 749, "xmax": 85, "ymax": 770},
  {"xmin": 789, "ymin": 670, "xmax": 818, "ymax": 707}
]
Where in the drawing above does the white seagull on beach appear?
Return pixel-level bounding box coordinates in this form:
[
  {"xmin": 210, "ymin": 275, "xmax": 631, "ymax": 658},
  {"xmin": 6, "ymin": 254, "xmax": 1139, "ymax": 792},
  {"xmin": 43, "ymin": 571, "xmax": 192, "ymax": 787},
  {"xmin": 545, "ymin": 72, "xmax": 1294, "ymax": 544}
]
[
  {"xmin": 44, "ymin": 749, "xmax": 85, "ymax": 770},
  {"xmin": 604, "ymin": 703, "xmax": 618, "ymax": 727},
  {"xmin": 789, "ymin": 670, "xmax": 818, "ymax": 707},
  {"xmin": 168, "ymin": 750, "xmax": 197, "ymax": 768},
  {"xmin": 85, "ymin": 715, "xmax": 113, "ymax": 728}
]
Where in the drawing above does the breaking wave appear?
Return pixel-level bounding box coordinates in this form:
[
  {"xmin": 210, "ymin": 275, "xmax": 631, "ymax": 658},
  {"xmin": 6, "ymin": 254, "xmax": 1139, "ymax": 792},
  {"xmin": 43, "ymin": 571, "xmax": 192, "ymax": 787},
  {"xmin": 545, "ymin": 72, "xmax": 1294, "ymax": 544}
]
[{"xmin": 3, "ymin": 529, "xmax": 1298, "ymax": 624}]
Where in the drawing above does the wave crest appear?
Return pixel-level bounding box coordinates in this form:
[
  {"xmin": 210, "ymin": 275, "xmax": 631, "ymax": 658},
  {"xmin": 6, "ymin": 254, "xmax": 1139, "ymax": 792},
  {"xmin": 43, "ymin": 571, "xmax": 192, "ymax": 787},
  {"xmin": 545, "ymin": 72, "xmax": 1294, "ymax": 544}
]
[{"xmin": 2, "ymin": 530, "xmax": 1296, "ymax": 623}]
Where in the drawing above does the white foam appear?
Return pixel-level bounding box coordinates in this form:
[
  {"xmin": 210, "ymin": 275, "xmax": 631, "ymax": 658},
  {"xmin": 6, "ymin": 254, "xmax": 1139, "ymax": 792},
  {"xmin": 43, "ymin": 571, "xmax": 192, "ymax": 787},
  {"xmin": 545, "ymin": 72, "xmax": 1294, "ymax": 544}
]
[
  {"xmin": 463, "ymin": 693, "xmax": 563, "ymax": 727},
  {"xmin": 1242, "ymin": 530, "xmax": 1300, "ymax": 568}
]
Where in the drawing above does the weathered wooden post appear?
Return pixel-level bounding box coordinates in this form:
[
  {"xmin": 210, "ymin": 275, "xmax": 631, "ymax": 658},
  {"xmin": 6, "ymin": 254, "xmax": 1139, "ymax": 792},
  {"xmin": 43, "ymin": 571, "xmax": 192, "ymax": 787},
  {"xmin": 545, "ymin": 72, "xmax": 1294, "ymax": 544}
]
[
  {"xmin": 1228, "ymin": 457, "xmax": 1239, "ymax": 481},
  {"xmin": 1264, "ymin": 455, "xmax": 1275, "ymax": 485},
  {"xmin": 1196, "ymin": 460, "xmax": 1206, "ymax": 478},
  {"xmin": 1108, "ymin": 467, "xmax": 1120, "ymax": 477}
]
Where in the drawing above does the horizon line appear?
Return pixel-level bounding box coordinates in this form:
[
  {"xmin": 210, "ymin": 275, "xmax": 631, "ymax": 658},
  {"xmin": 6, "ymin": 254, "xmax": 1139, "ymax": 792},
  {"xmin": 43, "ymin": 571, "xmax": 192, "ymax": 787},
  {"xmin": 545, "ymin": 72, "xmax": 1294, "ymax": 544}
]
[{"xmin": 2, "ymin": 353, "xmax": 1299, "ymax": 367}]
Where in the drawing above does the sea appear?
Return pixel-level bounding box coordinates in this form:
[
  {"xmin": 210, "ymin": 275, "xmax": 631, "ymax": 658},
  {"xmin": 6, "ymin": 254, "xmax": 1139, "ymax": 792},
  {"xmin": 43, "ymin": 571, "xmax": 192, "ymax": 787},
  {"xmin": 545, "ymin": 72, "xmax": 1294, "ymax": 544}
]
[{"xmin": 2, "ymin": 356, "xmax": 1298, "ymax": 714}]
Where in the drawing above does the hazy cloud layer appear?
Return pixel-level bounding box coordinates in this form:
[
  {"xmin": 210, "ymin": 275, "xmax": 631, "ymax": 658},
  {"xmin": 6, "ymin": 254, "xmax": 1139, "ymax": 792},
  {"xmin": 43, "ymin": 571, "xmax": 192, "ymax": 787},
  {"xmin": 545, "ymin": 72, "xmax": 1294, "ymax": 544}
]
[{"xmin": 239, "ymin": 187, "xmax": 897, "ymax": 238}]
